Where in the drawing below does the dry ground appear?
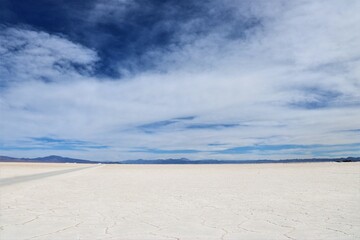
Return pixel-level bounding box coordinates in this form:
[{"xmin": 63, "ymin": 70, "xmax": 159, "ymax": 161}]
[{"xmin": 0, "ymin": 162, "xmax": 359, "ymax": 240}]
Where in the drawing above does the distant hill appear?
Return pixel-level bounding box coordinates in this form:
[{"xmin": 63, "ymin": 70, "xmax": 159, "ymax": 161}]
[
  {"xmin": 1, "ymin": 155, "xmax": 359, "ymax": 164},
  {"xmin": 0, "ymin": 155, "xmax": 95, "ymax": 164},
  {"xmin": 121, "ymin": 157, "xmax": 360, "ymax": 164}
]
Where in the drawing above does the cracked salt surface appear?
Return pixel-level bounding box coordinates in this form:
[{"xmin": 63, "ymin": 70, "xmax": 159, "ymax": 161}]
[{"xmin": 0, "ymin": 162, "xmax": 359, "ymax": 239}]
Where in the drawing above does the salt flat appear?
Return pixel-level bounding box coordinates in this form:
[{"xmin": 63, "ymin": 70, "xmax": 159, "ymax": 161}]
[{"xmin": 0, "ymin": 162, "xmax": 359, "ymax": 240}]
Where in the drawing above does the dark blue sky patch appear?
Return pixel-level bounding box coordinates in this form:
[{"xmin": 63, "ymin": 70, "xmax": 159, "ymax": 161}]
[
  {"xmin": 130, "ymin": 147, "xmax": 200, "ymax": 154},
  {"xmin": 216, "ymin": 143, "xmax": 360, "ymax": 154},
  {"xmin": 338, "ymin": 129, "xmax": 360, "ymax": 133},
  {"xmin": 174, "ymin": 116, "xmax": 196, "ymax": 121},
  {"xmin": 218, "ymin": 144, "xmax": 320, "ymax": 154},
  {"xmin": 20, "ymin": 137, "xmax": 110, "ymax": 150},
  {"xmin": 289, "ymin": 87, "xmax": 341, "ymax": 109},
  {"xmin": 186, "ymin": 123, "xmax": 239, "ymax": 130},
  {"xmin": 0, "ymin": 0, "xmax": 262, "ymax": 78},
  {"xmin": 138, "ymin": 120, "xmax": 178, "ymax": 133},
  {"xmin": 138, "ymin": 119, "xmax": 240, "ymax": 133},
  {"xmin": 31, "ymin": 137, "xmax": 86, "ymax": 144},
  {"xmin": 311, "ymin": 148, "xmax": 360, "ymax": 157},
  {"xmin": 208, "ymin": 143, "xmax": 228, "ymax": 146},
  {"xmin": 137, "ymin": 115, "xmax": 196, "ymax": 133}
]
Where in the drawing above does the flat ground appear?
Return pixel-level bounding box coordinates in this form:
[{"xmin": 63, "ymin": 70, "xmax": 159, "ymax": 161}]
[{"xmin": 0, "ymin": 162, "xmax": 359, "ymax": 240}]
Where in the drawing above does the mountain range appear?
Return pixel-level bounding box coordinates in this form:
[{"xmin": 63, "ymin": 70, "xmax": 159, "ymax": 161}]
[{"xmin": 0, "ymin": 155, "xmax": 359, "ymax": 164}]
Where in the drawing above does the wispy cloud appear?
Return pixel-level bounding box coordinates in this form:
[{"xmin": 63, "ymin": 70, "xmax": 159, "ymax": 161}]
[{"xmin": 0, "ymin": 26, "xmax": 98, "ymax": 86}]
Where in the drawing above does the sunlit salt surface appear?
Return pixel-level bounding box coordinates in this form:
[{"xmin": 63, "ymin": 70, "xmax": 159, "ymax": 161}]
[{"xmin": 1, "ymin": 162, "xmax": 359, "ymax": 239}]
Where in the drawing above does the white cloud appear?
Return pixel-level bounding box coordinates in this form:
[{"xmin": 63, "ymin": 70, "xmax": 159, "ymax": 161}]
[{"xmin": 0, "ymin": 27, "xmax": 98, "ymax": 84}]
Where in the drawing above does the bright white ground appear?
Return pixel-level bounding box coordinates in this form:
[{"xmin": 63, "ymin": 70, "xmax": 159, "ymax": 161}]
[{"xmin": 0, "ymin": 162, "xmax": 359, "ymax": 240}]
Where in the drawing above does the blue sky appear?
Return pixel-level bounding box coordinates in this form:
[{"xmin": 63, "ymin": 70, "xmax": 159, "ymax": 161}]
[{"xmin": 0, "ymin": 0, "xmax": 359, "ymax": 161}]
